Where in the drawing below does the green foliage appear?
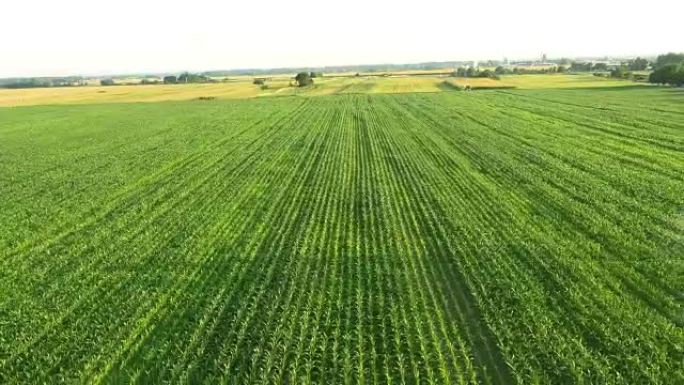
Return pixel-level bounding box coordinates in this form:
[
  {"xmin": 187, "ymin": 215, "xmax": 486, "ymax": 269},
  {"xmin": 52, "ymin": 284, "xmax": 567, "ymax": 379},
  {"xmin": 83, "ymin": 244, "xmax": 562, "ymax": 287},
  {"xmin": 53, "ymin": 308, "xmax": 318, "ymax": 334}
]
[
  {"xmin": 649, "ymin": 63, "xmax": 684, "ymax": 85},
  {"xmin": 570, "ymin": 62, "xmax": 593, "ymax": 72},
  {"xmin": 294, "ymin": 71, "xmax": 313, "ymax": 87},
  {"xmin": 141, "ymin": 78, "xmax": 160, "ymax": 85},
  {"xmin": 0, "ymin": 78, "xmax": 52, "ymax": 88},
  {"xmin": 253, "ymin": 78, "xmax": 265, "ymax": 85},
  {"xmin": 649, "ymin": 52, "xmax": 684, "ymax": 86},
  {"xmin": 478, "ymin": 69, "xmax": 493, "ymax": 78},
  {"xmin": 627, "ymin": 57, "xmax": 649, "ymax": 71},
  {"xmin": 610, "ymin": 66, "xmax": 632, "ymax": 79},
  {"xmin": 177, "ymin": 72, "xmax": 212, "ymax": 84},
  {"xmin": 452, "ymin": 67, "xmax": 501, "ymax": 79},
  {"xmin": 0, "ymin": 89, "xmax": 682, "ymax": 384},
  {"xmin": 163, "ymin": 75, "xmax": 177, "ymax": 84},
  {"xmin": 654, "ymin": 52, "xmax": 684, "ymax": 68},
  {"xmin": 100, "ymin": 78, "xmax": 115, "ymax": 86},
  {"xmin": 0, "ymin": 77, "xmax": 84, "ymax": 89}
]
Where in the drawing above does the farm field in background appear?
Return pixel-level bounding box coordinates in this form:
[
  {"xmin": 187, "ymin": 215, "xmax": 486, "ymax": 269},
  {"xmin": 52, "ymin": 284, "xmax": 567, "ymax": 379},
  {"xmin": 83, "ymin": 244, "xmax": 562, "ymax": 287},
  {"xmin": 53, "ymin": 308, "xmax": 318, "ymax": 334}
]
[
  {"xmin": 0, "ymin": 74, "xmax": 646, "ymax": 107},
  {"xmin": 1, "ymin": 86, "xmax": 682, "ymax": 384},
  {"xmin": 444, "ymin": 74, "xmax": 644, "ymax": 90},
  {"xmin": 0, "ymin": 81, "xmax": 263, "ymax": 107}
]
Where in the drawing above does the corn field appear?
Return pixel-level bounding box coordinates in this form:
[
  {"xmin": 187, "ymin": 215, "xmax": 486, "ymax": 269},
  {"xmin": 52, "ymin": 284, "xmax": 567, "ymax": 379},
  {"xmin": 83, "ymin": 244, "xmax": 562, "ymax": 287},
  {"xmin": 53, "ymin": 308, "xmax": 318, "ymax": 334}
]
[{"xmin": 0, "ymin": 88, "xmax": 682, "ymax": 384}]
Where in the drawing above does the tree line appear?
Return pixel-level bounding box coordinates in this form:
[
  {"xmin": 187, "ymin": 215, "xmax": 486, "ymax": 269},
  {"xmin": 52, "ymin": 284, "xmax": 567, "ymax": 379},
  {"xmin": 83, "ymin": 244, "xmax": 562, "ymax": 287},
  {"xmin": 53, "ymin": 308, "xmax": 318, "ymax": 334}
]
[
  {"xmin": 648, "ymin": 53, "xmax": 684, "ymax": 86},
  {"xmin": 161, "ymin": 72, "xmax": 215, "ymax": 84},
  {"xmin": 568, "ymin": 57, "xmax": 649, "ymax": 72},
  {"xmin": 0, "ymin": 77, "xmax": 86, "ymax": 89}
]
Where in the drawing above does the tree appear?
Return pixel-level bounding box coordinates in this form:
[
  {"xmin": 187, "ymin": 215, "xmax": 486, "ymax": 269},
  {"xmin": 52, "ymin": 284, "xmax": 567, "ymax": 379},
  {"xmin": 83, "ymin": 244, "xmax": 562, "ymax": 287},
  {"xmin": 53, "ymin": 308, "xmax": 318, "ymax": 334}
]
[
  {"xmin": 294, "ymin": 72, "xmax": 313, "ymax": 87},
  {"xmin": 628, "ymin": 57, "xmax": 648, "ymax": 71},
  {"xmin": 649, "ymin": 52, "xmax": 684, "ymax": 86},
  {"xmin": 570, "ymin": 62, "xmax": 592, "ymax": 72},
  {"xmin": 465, "ymin": 67, "xmax": 476, "ymax": 77},
  {"xmin": 456, "ymin": 67, "xmax": 467, "ymax": 77},
  {"xmin": 649, "ymin": 63, "xmax": 684, "ymax": 86},
  {"xmin": 141, "ymin": 78, "xmax": 159, "ymax": 85},
  {"xmin": 178, "ymin": 72, "xmax": 194, "ymax": 83},
  {"xmin": 163, "ymin": 75, "xmax": 177, "ymax": 84},
  {"xmin": 100, "ymin": 79, "xmax": 115, "ymax": 86},
  {"xmin": 478, "ymin": 69, "xmax": 493, "ymax": 78},
  {"xmin": 494, "ymin": 66, "xmax": 507, "ymax": 75},
  {"xmin": 654, "ymin": 53, "xmax": 684, "ymax": 69},
  {"xmin": 593, "ymin": 63, "xmax": 608, "ymax": 71},
  {"xmin": 253, "ymin": 78, "xmax": 265, "ymax": 85},
  {"xmin": 610, "ymin": 67, "xmax": 626, "ymax": 78},
  {"xmin": 177, "ymin": 72, "xmax": 210, "ymax": 84}
]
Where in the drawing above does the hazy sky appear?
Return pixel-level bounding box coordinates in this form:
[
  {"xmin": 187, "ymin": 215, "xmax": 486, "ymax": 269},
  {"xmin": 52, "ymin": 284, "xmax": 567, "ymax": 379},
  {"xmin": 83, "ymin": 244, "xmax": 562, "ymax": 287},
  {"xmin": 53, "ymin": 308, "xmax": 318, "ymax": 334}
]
[{"xmin": 1, "ymin": 0, "xmax": 682, "ymax": 77}]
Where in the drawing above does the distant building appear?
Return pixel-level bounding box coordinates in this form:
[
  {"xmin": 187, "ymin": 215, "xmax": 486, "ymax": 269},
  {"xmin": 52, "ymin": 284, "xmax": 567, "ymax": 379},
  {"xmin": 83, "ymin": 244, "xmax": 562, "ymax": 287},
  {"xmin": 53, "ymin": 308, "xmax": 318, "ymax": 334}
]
[
  {"xmin": 591, "ymin": 60, "xmax": 622, "ymax": 69},
  {"xmin": 511, "ymin": 61, "xmax": 535, "ymax": 67}
]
